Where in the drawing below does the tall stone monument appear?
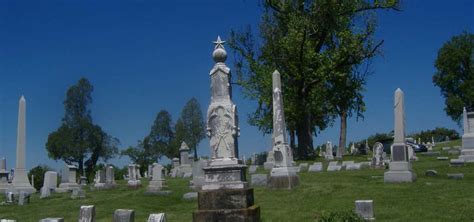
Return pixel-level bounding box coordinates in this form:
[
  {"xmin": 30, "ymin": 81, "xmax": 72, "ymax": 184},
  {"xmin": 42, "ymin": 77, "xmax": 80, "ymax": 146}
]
[
  {"xmin": 325, "ymin": 141, "xmax": 334, "ymax": 160},
  {"xmin": 11, "ymin": 96, "xmax": 36, "ymax": 193},
  {"xmin": 384, "ymin": 88, "xmax": 416, "ymax": 183},
  {"xmin": 192, "ymin": 36, "xmax": 260, "ymax": 221},
  {"xmin": 460, "ymin": 107, "xmax": 474, "ymax": 162},
  {"xmin": 268, "ymin": 70, "xmax": 299, "ymax": 189}
]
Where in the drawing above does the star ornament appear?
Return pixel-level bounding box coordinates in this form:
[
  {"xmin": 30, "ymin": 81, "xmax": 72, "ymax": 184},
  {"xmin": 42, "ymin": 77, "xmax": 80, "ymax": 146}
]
[{"xmin": 213, "ymin": 36, "xmax": 226, "ymax": 49}]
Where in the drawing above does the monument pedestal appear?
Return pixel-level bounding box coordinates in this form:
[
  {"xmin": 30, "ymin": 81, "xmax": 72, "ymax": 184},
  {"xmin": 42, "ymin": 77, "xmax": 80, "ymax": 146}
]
[
  {"xmin": 384, "ymin": 162, "xmax": 416, "ymax": 183},
  {"xmin": 460, "ymin": 134, "xmax": 474, "ymax": 162},
  {"xmin": 12, "ymin": 168, "xmax": 36, "ymax": 193},
  {"xmin": 268, "ymin": 167, "xmax": 299, "ymax": 189},
  {"xmin": 193, "ymin": 188, "xmax": 260, "ymax": 222}
]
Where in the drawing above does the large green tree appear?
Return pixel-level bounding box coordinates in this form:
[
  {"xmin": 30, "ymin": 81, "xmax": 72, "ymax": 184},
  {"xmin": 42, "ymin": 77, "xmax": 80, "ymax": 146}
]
[
  {"xmin": 179, "ymin": 98, "xmax": 205, "ymax": 159},
  {"xmin": 46, "ymin": 78, "xmax": 119, "ymax": 178},
  {"xmin": 121, "ymin": 110, "xmax": 175, "ymax": 172},
  {"xmin": 433, "ymin": 32, "xmax": 474, "ymax": 124},
  {"xmin": 229, "ymin": 0, "xmax": 399, "ymax": 159}
]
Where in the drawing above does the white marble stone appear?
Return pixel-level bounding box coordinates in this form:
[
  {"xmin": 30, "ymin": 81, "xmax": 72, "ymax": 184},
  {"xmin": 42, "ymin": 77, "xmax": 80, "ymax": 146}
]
[
  {"xmin": 308, "ymin": 163, "xmax": 322, "ymax": 172},
  {"xmin": 113, "ymin": 209, "xmax": 134, "ymax": 222},
  {"xmin": 325, "ymin": 141, "xmax": 334, "ymax": 160},
  {"xmin": 355, "ymin": 200, "xmax": 375, "ymax": 220},
  {"xmin": 148, "ymin": 213, "xmax": 166, "ymax": 222},
  {"xmin": 79, "ymin": 205, "xmax": 95, "ymax": 222},
  {"xmin": 11, "ymin": 96, "xmax": 35, "ymax": 193},
  {"xmin": 249, "ymin": 165, "xmax": 258, "ymax": 174},
  {"xmin": 250, "ymin": 174, "xmax": 267, "ymax": 187},
  {"xmin": 39, "ymin": 218, "xmax": 64, "ymax": 222},
  {"xmin": 183, "ymin": 192, "xmax": 198, "ymax": 200},
  {"xmin": 327, "ymin": 165, "xmax": 342, "ymax": 171},
  {"xmin": 42, "ymin": 171, "xmax": 58, "ymax": 191},
  {"xmin": 346, "ymin": 163, "xmax": 361, "ymax": 170},
  {"xmin": 57, "ymin": 164, "xmax": 79, "ymax": 192},
  {"xmin": 190, "ymin": 159, "xmax": 208, "ymax": 190},
  {"xmin": 147, "ymin": 163, "xmax": 167, "ymax": 193}
]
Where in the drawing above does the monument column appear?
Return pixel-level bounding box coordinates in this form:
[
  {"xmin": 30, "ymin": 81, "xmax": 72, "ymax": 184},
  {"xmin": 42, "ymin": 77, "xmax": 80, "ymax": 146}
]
[
  {"xmin": 268, "ymin": 70, "xmax": 299, "ymax": 189},
  {"xmin": 193, "ymin": 36, "xmax": 260, "ymax": 221},
  {"xmin": 12, "ymin": 96, "xmax": 36, "ymax": 193},
  {"xmin": 384, "ymin": 89, "xmax": 416, "ymax": 183}
]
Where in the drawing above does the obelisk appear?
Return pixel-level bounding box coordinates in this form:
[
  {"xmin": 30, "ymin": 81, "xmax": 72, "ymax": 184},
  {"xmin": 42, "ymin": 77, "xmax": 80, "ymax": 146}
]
[
  {"xmin": 268, "ymin": 70, "xmax": 299, "ymax": 189},
  {"xmin": 12, "ymin": 96, "xmax": 36, "ymax": 193},
  {"xmin": 384, "ymin": 89, "xmax": 416, "ymax": 183},
  {"xmin": 193, "ymin": 36, "xmax": 260, "ymax": 221}
]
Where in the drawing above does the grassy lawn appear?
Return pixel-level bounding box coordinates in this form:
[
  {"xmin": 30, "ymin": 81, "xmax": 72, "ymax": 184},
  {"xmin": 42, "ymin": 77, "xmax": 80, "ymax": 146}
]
[{"xmin": 1, "ymin": 140, "xmax": 473, "ymax": 221}]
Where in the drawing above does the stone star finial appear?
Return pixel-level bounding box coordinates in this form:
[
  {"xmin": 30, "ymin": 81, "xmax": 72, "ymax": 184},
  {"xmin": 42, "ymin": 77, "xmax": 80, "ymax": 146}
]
[{"xmin": 213, "ymin": 36, "xmax": 226, "ymax": 49}]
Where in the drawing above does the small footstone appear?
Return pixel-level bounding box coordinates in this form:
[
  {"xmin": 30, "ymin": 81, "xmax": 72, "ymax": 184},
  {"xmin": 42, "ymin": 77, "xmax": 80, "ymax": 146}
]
[
  {"xmin": 308, "ymin": 163, "xmax": 322, "ymax": 172},
  {"xmin": 147, "ymin": 213, "xmax": 166, "ymax": 222},
  {"xmin": 79, "ymin": 205, "xmax": 95, "ymax": 222},
  {"xmin": 447, "ymin": 173, "xmax": 464, "ymax": 180},
  {"xmin": 355, "ymin": 200, "xmax": 375, "ymax": 220},
  {"xmin": 113, "ymin": 209, "xmax": 135, "ymax": 222},
  {"xmin": 450, "ymin": 159, "xmax": 465, "ymax": 167},
  {"xmin": 346, "ymin": 163, "xmax": 361, "ymax": 170},
  {"xmin": 39, "ymin": 219, "xmax": 64, "ymax": 222},
  {"xmin": 71, "ymin": 189, "xmax": 86, "ymax": 199},
  {"xmin": 425, "ymin": 170, "xmax": 437, "ymax": 176},
  {"xmin": 442, "ymin": 147, "xmax": 451, "ymax": 151},
  {"xmin": 421, "ymin": 151, "xmax": 440, "ymax": 156},
  {"xmin": 448, "ymin": 150, "xmax": 460, "ymax": 155},
  {"xmin": 0, "ymin": 219, "xmax": 16, "ymax": 222},
  {"xmin": 182, "ymin": 192, "xmax": 198, "ymax": 201},
  {"xmin": 299, "ymin": 163, "xmax": 309, "ymax": 172},
  {"xmin": 251, "ymin": 174, "xmax": 268, "ymax": 187},
  {"xmin": 437, "ymin": 157, "xmax": 448, "ymax": 161},
  {"xmin": 327, "ymin": 165, "xmax": 342, "ymax": 172}
]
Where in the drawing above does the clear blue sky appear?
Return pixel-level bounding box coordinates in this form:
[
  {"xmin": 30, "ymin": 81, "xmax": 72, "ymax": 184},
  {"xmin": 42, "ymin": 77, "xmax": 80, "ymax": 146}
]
[{"xmin": 0, "ymin": 1, "xmax": 472, "ymax": 171}]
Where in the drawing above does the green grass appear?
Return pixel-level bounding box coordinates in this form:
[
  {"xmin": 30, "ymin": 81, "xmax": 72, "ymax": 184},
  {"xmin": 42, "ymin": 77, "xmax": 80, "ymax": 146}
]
[{"xmin": 2, "ymin": 140, "xmax": 474, "ymax": 221}]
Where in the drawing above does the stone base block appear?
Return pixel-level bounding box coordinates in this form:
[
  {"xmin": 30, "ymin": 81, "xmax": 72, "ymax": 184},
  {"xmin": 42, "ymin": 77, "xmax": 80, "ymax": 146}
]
[
  {"xmin": 384, "ymin": 170, "xmax": 416, "ymax": 183},
  {"xmin": 263, "ymin": 162, "xmax": 274, "ymax": 170},
  {"xmin": 197, "ymin": 188, "xmax": 255, "ymax": 210},
  {"xmin": 127, "ymin": 180, "xmax": 141, "ymax": 188},
  {"xmin": 267, "ymin": 175, "xmax": 299, "ymax": 189},
  {"xmin": 56, "ymin": 183, "xmax": 79, "ymax": 193},
  {"xmin": 202, "ymin": 164, "xmax": 247, "ymax": 190},
  {"xmin": 193, "ymin": 205, "xmax": 260, "ymax": 222},
  {"xmin": 459, "ymin": 152, "xmax": 474, "ymax": 162}
]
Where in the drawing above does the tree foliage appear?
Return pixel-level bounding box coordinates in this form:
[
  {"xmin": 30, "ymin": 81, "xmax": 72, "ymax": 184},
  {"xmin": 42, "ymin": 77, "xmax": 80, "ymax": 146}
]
[
  {"xmin": 46, "ymin": 78, "xmax": 119, "ymax": 178},
  {"xmin": 179, "ymin": 98, "xmax": 205, "ymax": 159},
  {"xmin": 229, "ymin": 0, "xmax": 399, "ymax": 159},
  {"xmin": 433, "ymin": 32, "xmax": 474, "ymax": 124},
  {"xmin": 28, "ymin": 165, "xmax": 52, "ymax": 191}
]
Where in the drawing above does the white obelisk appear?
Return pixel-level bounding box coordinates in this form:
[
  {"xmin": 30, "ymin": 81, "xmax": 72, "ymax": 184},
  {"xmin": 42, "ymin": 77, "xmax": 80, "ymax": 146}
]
[{"xmin": 12, "ymin": 96, "xmax": 36, "ymax": 193}]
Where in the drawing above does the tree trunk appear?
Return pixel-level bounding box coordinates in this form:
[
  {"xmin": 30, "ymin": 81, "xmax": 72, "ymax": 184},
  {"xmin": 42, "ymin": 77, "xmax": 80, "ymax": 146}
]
[
  {"xmin": 290, "ymin": 130, "xmax": 296, "ymax": 150},
  {"xmin": 78, "ymin": 158, "xmax": 84, "ymax": 177},
  {"xmin": 338, "ymin": 111, "xmax": 348, "ymax": 159},
  {"xmin": 193, "ymin": 146, "xmax": 198, "ymax": 160},
  {"xmin": 296, "ymin": 113, "xmax": 313, "ymax": 160}
]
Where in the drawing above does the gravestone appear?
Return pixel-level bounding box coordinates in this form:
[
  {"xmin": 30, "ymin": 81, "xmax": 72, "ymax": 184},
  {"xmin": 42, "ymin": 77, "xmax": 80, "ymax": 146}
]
[
  {"xmin": 147, "ymin": 213, "xmax": 166, "ymax": 222},
  {"xmin": 384, "ymin": 88, "xmax": 416, "ymax": 183},
  {"xmin": 355, "ymin": 200, "xmax": 375, "ymax": 220},
  {"xmin": 249, "ymin": 165, "xmax": 257, "ymax": 174},
  {"xmin": 437, "ymin": 156, "xmax": 449, "ymax": 160},
  {"xmin": 105, "ymin": 166, "xmax": 117, "ymax": 188},
  {"xmin": 263, "ymin": 150, "xmax": 275, "ymax": 170},
  {"xmin": 447, "ymin": 173, "xmax": 464, "ymax": 180},
  {"xmin": 268, "ymin": 70, "xmax": 299, "ymax": 189},
  {"xmin": 350, "ymin": 143, "xmax": 357, "ymax": 155},
  {"xmin": 327, "ymin": 165, "xmax": 342, "ymax": 171},
  {"xmin": 342, "ymin": 161, "xmax": 354, "ymax": 167},
  {"xmin": 18, "ymin": 191, "xmax": 30, "ymax": 205},
  {"xmin": 40, "ymin": 186, "xmax": 50, "ymax": 198},
  {"xmin": 93, "ymin": 169, "xmax": 106, "ymax": 189},
  {"xmin": 71, "ymin": 188, "xmax": 85, "ymax": 199},
  {"xmin": 0, "ymin": 158, "xmax": 10, "ymax": 193},
  {"xmin": 250, "ymin": 174, "xmax": 268, "ymax": 187},
  {"xmin": 127, "ymin": 164, "xmax": 141, "ymax": 188},
  {"xmin": 57, "ymin": 164, "xmax": 79, "ymax": 192},
  {"xmin": 460, "ymin": 107, "xmax": 474, "ymax": 162},
  {"xmin": 6, "ymin": 192, "xmax": 15, "ymax": 204},
  {"xmin": 146, "ymin": 163, "xmax": 167, "ymax": 193},
  {"xmin": 192, "ymin": 37, "xmax": 260, "ymax": 222},
  {"xmin": 325, "ymin": 141, "xmax": 334, "ymax": 160},
  {"xmin": 308, "ymin": 163, "xmax": 323, "ymax": 172},
  {"xmin": 148, "ymin": 165, "xmax": 153, "ymax": 180},
  {"xmin": 298, "ymin": 163, "xmax": 309, "ymax": 172},
  {"xmin": 183, "ymin": 192, "xmax": 198, "ymax": 200},
  {"xmin": 113, "ymin": 209, "xmax": 135, "ymax": 222},
  {"xmin": 11, "ymin": 96, "xmax": 35, "ymax": 193},
  {"xmin": 180, "ymin": 142, "xmax": 192, "ymax": 165},
  {"xmin": 39, "ymin": 218, "xmax": 64, "ymax": 222},
  {"xmin": 172, "ymin": 158, "xmax": 180, "ymax": 168},
  {"xmin": 346, "ymin": 163, "xmax": 361, "ymax": 170},
  {"xmin": 449, "ymin": 159, "xmax": 465, "ymax": 167},
  {"xmin": 371, "ymin": 142, "xmax": 384, "ymax": 168},
  {"xmin": 190, "ymin": 159, "xmax": 208, "ymax": 191},
  {"xmin": 79, "ymin": 205, "xmax": 95, "ymax": 222}
]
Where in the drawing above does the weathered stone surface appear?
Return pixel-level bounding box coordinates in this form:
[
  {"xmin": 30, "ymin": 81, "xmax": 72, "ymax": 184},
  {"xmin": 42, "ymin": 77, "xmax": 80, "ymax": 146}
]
[
  {"xmin": 342, "ymin": 161, "xmax": 354, "ymax": 167},
  {"xmin": 39, "ymin": 218, "xmax": 64, "ymax": 222},
  {"xmin": 18, "ymin": 191, "xmax": 30, "ymax": 205},
  {"xmin": 40, "ymin": 186, "xmax": 50, "ymax": 199},
  {"xmin": 127, "ymin": 164, "xmax": 141, "ymax": 188},
  {"xmin": 191, "ymin": 159, "xmax": 208, "ymax": 190},
  {"xmin": 447, "ymin": 173, "xmax": 464, "ymax": 180},
  {"xmin": 372, "ymin": 142, "xmax": 385, "ymax": 167},
  {"xmin": 12, "ymin": 96, "xmax": 35, "ymax": 194},
  {"xmin": 325, "ymin": 141, "xmax": 334, "ymax": 160},
  {"xmin": 79, "ymin": 205, "xmax": 95, "ymax": 222},
  {"xmin": 450, "ymin": 159, "xmax": 465, "ymax": 167},
  {"xmin": 71, "ymin": 189, "xmax": 85, "ymax": 199},
  {"xmin": 328, "ymin": 161, "xmax": 338, "ymax": 166},
  {"xmin": 346, "ymin": 163, "xmax": 361, "ymax": 170},
  {"xmin": 327, "ymin": 165, "xmax": 342, "ymax": 172},
  {"xmin": 147, "ymin": 163, "xmax": 167, "ymax": 193},
  {"xmin": 355, "ymin": 200, "xmax": 375, "ymax": 220},
  {"xmin": 268, "ymin": 167, "xmax": 299, "ymax": 189},
  {"xmin": 425, "ymin": 170, "xmax": 438, "ymax": 176},
  {"xmin": 183, "ymin": 192, "xmax": 198, "ymax": 200},
  {"xmin": 57, "ymin": 164, "xmax": 79, "ymax": 192},
  {"xmin": 442, "ymin": 147, "xmax": 451, "ymax": 151},
  {"xmin": 42, "ymin": 171, "xmax": 58, "ymax": 191},
  {"xmin": 263, "ymin": 162, "xmax": 274, "ymax": 170},
  {"xmin": 113, "ymin": 209, "xmax": 135, "ymax": 222},
  {"xmin": 448, "ymin": 150, "xmax": 460, "ymax": 155},
  {"xmin": 421, "ymin": 151, "xmax": 440, "ymax": 156},
  {"xmin": 308, "ymin": 163, "xmax": 322, "ymax": 172},
  {"xmin": 298, "ymin": 163, "xmax": 309, "ymax": 172},
  {"xmin": 147, "ymin": 213, "xmax": 166, "ymax": 222},
  {"xmin": 437, "ymin": 156, "xmax": 449, "ymax": 160},
  {"xmin": 248, "ymin": 165, "xmax": 257, "ymax": 174},
  {"xmin": 250, "ymin": 174, "xmax": 267, "ymax": 187}
]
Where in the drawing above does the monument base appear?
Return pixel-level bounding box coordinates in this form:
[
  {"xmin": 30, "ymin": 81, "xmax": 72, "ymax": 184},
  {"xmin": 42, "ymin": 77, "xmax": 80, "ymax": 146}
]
[
  {"xmin": 268, "ymin": 167, "xmax": 299, "ymax": 189},
  {"xmin": 202, "ymin": 163, "xmax": 247, "ymax": 190},
  {"xmin": 193, "ymin": 188, "xmax": 260, "ymax": 222},
  {"xmin": 384, "ymin": 162, "xmax": 416, "ymax": 183},
  {"xmin": 459, "ymin": 149, "xmax": 474, "ymax": 162},
  {"xmin": 11, "ymin": 168, "xmax": 36, "ymax": 193},
  {"xmin": 56, "ymin": 183, "xmax": 80, "ymax": 193}
]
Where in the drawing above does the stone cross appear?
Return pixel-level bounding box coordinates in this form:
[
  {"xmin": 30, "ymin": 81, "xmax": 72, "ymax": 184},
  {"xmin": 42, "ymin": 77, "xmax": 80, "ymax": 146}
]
[{"xmin": 12, "ymin": 96, "xmax": 35, "ymax": 193}]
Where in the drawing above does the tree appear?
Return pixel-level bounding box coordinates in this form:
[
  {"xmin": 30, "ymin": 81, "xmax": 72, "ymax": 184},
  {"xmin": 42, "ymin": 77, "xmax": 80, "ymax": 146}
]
[
  {"xmin": 179, "ymin": 98, "xmax": 206, "ymax": 159},
  {"xmin": 46, "ymin": 78, "xmax": 119, "ymax": 178},
  {"xmin": 229, "ymin": 0, "xmax": 399, "ymax": 159},
  {"xmin": 121, "ymin": 110, "xmax": 175, "ymax": 172},
  {"xmin": 433, "ymin": 32, "xmax": 474, "ymax": 124}
]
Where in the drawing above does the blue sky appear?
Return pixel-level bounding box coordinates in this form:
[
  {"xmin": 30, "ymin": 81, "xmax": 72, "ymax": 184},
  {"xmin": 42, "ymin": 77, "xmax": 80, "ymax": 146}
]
[{"xmin": 0, "ymin": 1, "xmax": 472, "ymax": 171}]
